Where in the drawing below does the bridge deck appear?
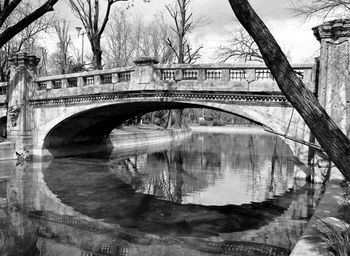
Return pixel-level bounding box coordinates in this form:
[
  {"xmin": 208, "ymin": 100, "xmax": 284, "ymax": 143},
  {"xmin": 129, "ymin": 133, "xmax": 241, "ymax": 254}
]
[{"xmin": 0, "ymin": 63, "xmax": 316, "ymax": 107}]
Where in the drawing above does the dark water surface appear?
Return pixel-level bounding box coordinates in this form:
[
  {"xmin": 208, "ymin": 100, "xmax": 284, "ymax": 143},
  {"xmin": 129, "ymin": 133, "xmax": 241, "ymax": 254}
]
[{"xmin": 0, "ymin": 130, "xmax": 322, "ymax": 255}]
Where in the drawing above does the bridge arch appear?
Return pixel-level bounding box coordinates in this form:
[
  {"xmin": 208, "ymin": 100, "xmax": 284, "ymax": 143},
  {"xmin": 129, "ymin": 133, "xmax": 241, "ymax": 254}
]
[{"xmin": 35, "ymin": 97, "xmax": 308, "ymax": 158}]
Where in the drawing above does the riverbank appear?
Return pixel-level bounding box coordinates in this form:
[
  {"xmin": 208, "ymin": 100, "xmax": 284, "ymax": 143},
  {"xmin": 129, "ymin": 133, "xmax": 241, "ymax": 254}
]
[
  {"xmin": 190, "ymin": 125, "xmax": 267, "ymax": 134},
  {"xmin": 291, "ymin": 168, "xmax": 345, "ymax": 255},
  {"xmin": 109, "ymin": 125, "xmax": 191, "ymax": 155},
  {"xmin": 26, "ymin": 125, "xmax": 191, "ymax": 159}
]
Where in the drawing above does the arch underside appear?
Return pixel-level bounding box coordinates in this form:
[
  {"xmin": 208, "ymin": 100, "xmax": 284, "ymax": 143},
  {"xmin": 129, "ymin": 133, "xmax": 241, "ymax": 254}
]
[{"xmin": 37, "ymin": 98, "xmax": 307, "ymax": 158}]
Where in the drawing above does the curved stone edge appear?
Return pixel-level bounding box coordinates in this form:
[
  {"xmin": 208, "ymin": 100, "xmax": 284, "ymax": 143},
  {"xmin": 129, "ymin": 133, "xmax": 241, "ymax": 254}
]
[
  {"xmin": 37, "ymin": 126, "xmax": 192, "ymax": 159},
  {"xmin": 290, "ymin": 168, "xmax": 345, "ymax": 256}
]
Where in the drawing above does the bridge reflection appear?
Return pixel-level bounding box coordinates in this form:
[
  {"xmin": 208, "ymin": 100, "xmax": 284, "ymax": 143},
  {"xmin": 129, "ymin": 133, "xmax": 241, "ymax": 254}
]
[{"xmin": 0, "ymin": 132, "xmax": 322, "ymax": 255}]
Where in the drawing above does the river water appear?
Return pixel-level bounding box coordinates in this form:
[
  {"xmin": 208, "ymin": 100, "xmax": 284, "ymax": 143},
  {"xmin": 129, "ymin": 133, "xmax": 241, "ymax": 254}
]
[{"xmin": 0, "ymin": 128, "xmax": 322, "ymax": 256}]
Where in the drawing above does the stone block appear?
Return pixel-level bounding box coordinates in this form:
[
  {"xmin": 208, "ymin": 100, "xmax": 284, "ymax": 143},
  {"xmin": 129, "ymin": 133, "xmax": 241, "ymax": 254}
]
[
  {"xmin": 134, "ymin": 66, "xmax": 154, "ymax": 84},
  {"xmin": 221, "ymin": 69, "xmax": 230, "ymax": 81},
  {"xmin": 94, "ymin": 75, "xmax": 101, "ymax": 85},
  {"xmin": 198, "ymin": 69, "xmax": 206, "ymax": 81},
  {"xmin": 175, "ymin": 69, "xmax": 183, "ymax": 81},
  {"xmin": 61, "ymin": 79, "xmax": 68, "ymax": 89},
  {"xmin": 246, "ymin": 69, "xmax": 256, "ymax": 82},
  {"xmin": 112, "ymin": 73, "xmax": 119, "ymax": 83},
  {"xmin": 77, "ymin": 77, "xmax": 85, "ymax": 87}
]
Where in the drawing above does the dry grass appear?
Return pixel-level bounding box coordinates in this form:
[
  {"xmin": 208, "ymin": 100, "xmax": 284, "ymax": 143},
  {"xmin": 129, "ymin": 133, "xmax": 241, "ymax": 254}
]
[{"xmin": 316, "ymin": 215, "xmax": 350, "ymax": 255}]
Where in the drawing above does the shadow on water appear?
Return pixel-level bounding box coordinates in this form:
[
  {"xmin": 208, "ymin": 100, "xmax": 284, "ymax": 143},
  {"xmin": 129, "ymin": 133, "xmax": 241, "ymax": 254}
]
[
  {"xmin": 43, "ymin": 158, "xmax": 311, "ymax": 237},
  {"xmin": 0, "ymin": 132, "xmax": 322, "ymax": 256}
]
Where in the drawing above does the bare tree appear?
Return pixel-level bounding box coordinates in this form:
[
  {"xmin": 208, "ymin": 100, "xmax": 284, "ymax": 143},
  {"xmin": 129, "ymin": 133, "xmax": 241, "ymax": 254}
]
[
  {"xmin": 10, "ymin": 4, "xmax": 53, "ymax": 52},
  {"xmin": 0, "ymin": 1, "xmax": 55, "ymax": 80},
  {"xmin": 53, "ymin": 20, "xmax": 72, "ymax": 74},
  {"xmin": 164, "ymin": 0, "xmax": 208, "ymax": 128},
  {"xmin": 105, "ymin": 11, "xmax": 176, "ymax": 68},
  {"xmin": 165, "ymin": 0, "xmax": 205, "ymax": 64},
  {"xmin": 216, "ymin": 27, "xmax": 263, "ymax": 63},
  {"xmin": 104, "ymin": 9, "xmax": 134, "ymax": 68},
  {"xmin": 154, "ymin": 13, "xmax": 177, "ymax": 64},
  {"xmin": 132, "ymin": 14, "xmax": 176, "ymax": 64},
  {"xmin": 68, "ymin": 0, "xmax": 150, "ymax": 70},
  {"xmin": 0, "ymin": 0, "xmax": 59, "ymax": 48},
  {"xmin": 293, "ymin": 0, "xmax": 350, "ymax": 19},
  {"xmin": 228, "ymin": 0, "xmax": 350, "ymax": 180}
]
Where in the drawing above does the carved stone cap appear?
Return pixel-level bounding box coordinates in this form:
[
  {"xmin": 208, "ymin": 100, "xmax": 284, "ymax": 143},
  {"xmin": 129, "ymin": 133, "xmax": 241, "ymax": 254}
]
[
  {"xmin": 133, "ymin": 57, "xmax": 159, "ymax": 66},
  {"xmin": 313, "ymin": 19, "xmax": 350, "ymax": 41},
  {"xmin": 8, "ymin": 52, "xmax": 40, "ymax": 67}
]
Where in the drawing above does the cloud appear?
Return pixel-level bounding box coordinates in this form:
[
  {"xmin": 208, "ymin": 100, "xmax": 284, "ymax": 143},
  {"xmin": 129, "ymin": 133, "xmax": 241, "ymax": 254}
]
[{"xmin": 188, "ymin": 0, "xmax": 321, "ymax": 63}]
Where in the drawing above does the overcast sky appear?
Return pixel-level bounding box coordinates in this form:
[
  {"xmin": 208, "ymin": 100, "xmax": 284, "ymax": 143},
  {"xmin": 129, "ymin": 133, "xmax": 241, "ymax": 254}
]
[{"xmin": 49, "ymin": 0, "xmax": 323, "ymax": 63}]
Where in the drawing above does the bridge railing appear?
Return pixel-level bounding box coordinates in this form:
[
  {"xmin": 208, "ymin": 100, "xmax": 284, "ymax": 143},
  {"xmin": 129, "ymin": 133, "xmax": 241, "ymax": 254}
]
[
  {"xmin": 34, "ymin": 66, "xmax": 134, "ymax": 90},
  {"xmin": 0, "ymin": 63, "xmax": 315, "ymax": 100},
  {"xmin": 154, "ymin": 63, "xmax": 314, "ymax": 87}
]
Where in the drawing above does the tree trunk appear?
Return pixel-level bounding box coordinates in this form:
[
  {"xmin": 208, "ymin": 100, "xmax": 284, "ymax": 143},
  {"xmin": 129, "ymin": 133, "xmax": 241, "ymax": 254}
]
[
  {"xmin": 228, "ymin": 0, "xmax": 350, "ymax": 180},
  {"xmin": 166, "ymin": 110, "xmax": 172, "ymax": 129},
  {"xmin": 173, "ymin": 109, "xmax": 183, "ymax": 128},
  {"xmin": 178, "ymin": 0, "xmax": 186, "ymax": 63},
  {"xmin": 92, "ymin": 38, "xmax": 103, "ymax": 70}
]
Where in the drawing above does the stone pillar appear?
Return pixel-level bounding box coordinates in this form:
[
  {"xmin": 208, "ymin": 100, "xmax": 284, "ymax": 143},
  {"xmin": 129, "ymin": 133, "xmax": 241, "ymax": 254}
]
[
  {"xmin": 133, "ymin": 57, "xmax": 159, "ymax": 84},
  {"xmin": 313, "ymin": 19, "xmax": 350, "ymax": 136},
  {"xmin": 6, "ymin": 53, "xmax": 40, "ymax": 156}
]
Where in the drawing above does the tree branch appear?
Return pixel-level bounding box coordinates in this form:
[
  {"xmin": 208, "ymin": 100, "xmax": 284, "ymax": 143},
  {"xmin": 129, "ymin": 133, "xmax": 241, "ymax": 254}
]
[
  {"xmin": 0, "ymin": 0, "xmax": 21, "ymax": 27},
  {"xmin": 0, "ymin": 0, "xmax": 59, "ymax": 48}
]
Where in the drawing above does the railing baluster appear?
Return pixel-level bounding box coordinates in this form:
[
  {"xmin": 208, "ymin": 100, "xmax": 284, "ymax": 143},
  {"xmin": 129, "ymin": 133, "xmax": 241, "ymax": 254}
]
[
  {"xmin": 256, "ymin": 69, "xmax": 273, "ymax": 81},
  {"xmin": 85, "ymin": 76, "xmax": 94, "ymax": 86},
  {"xmin": 206, "ymin": 69, "xmax": 222, "ymax": 80},
  {"xmin": 119, "ymin": 72, "xmax": 131, "ymax": 82},
  {"xmin": 230, "ymin": 69, "xmax": 247, "ymax": 80},
  {"xmin": 52, "ymin": 80, "xmax": 62, "ymax": 89},
  {"xmin": 67, "ymin": 78, "xmax": 78, "ymax": 88},
  {"xmin": 0, "ymin": 84, "xmax": 7, "ymax": 95},
  {"xmin": 38, "ymin": 81, "xmax": 47, "ymax": 90},
  {"xmin": 183, "ymin": 70, "xmax": 198, "ymax": 80},
  {"xmin": 161, "ymin": 70, "xmax": 175, "ymax": 80},
  {"xmin": 101, "ymin": 74, "xmax": 112, "ymax": 84}
]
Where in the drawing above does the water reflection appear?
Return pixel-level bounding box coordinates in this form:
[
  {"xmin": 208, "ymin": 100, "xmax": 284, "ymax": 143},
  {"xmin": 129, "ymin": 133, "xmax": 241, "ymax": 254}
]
[
  {"xmin": 0, "ymin": 131, "xmax": 322, "ymax": 255},
  {"xmin": 106, "ymin": 133, "xmax": 297, "ymax": 205}
]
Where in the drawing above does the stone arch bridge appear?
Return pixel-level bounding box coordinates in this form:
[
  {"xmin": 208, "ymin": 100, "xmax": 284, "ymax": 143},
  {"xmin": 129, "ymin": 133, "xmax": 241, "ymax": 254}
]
[{"xmin": 0, "ymin": 54, "xmax": 317, "ymax": 158}]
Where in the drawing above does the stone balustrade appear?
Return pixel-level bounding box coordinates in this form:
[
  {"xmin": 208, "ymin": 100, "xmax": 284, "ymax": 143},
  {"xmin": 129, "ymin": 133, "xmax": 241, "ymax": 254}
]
[
  {"xmin": 155, "ymin": 63, "xmax": 312, "ymax": 83},
  {"xmin": 33, "ymin": 63, "xmax": 313, "ymax": 91},
  {"xmin": 34, "ymin": 66, "xmax": 134, "ymax": 90},
  {"xmin": 0, "ymin": 63, "xmax": 315, "ymax": 106}
]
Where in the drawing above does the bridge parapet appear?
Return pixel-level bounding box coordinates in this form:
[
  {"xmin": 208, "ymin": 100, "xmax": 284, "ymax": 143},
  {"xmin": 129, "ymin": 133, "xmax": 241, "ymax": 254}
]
[
  {"xmin": 154, "ymin": 63, "xmax": 315, "ymax": 93},
  {"xmin": 34, "ymin": 66, "xmax": 134, "ymax": 90},
  {"xmin": 29, "ymin": 63, "xmax": 315, "ymax": 102}
]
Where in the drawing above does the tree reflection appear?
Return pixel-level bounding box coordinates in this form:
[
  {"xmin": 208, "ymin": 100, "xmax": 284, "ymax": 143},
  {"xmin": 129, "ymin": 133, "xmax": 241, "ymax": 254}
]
[{"xmin": 104, "ymin": 132, "xmax": 298, "ymax": 204}]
